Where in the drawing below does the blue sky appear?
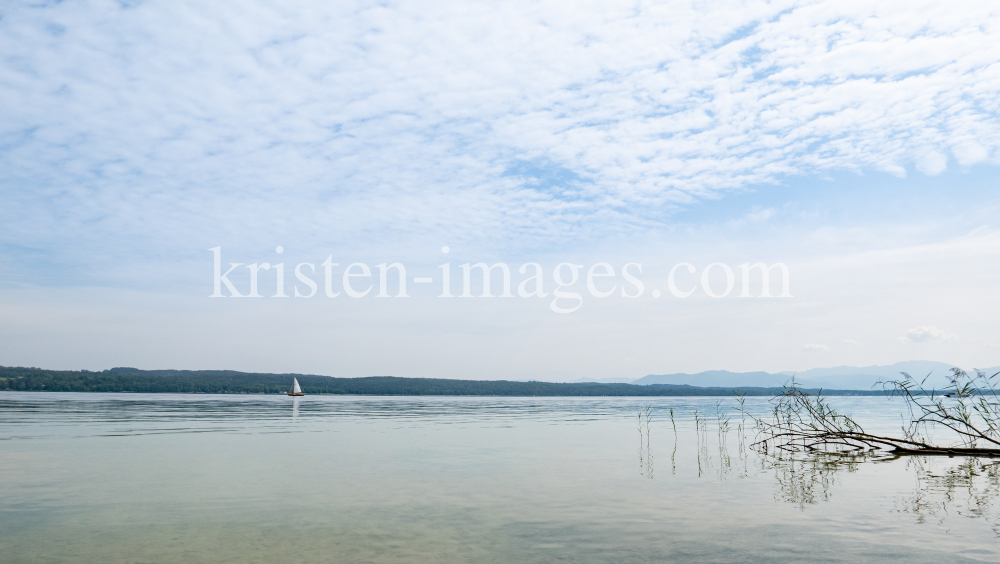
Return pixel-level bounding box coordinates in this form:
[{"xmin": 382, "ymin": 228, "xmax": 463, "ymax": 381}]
[{"xmin": 1, "ymin": 0, "xmax": 999, "ymax": 379}]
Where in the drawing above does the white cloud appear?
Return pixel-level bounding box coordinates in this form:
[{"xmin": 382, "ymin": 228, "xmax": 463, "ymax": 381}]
[
  {"xmin": 901, "ymin": 325, "xmax": 957, "ymax": 343},
  {"xmin": 728, "ymin": 207, "xmax": 775, "ymax": 228},
  {"xmin": 802, "ymin": 343, "xmax": 830, "ymax": 352},
  {"xmin": 916, "ymin": 151, "xmax": 948, "ymax": 176},
  {"xmin": 1, "ymin": 0, "xmax": 1000, "ymax": 267},
  {"xmin": 952, "ymin": 141, "xmax": 991, "ymax": 167},
  {"xmin": 843, "ymin": 339, "xmax": 859, "ymax": 347}
]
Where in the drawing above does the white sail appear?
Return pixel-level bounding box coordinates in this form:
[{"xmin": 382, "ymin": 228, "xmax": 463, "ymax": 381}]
[{"xmin": 292, "ymin": 378, "xmax": 302, "ymax": 394}]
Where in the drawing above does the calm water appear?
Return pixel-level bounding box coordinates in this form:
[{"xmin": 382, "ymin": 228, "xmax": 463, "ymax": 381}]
[{"xmin": 2, "ymin": 392, "xmax": 999, "ymax": 563}]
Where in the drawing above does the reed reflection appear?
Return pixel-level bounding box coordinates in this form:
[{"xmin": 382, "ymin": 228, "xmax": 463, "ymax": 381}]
[
  {"xmin": 897, "ymin": 456, "xmax": 1000, "ymax": 535},
  {"xmin": 767, "ymin": 452, "xmax": 1000, "ymax": 534},
  {"xmin": 766, "ymin": 453, "xmax": 861, "ymax": 508},
  {"xmin": 633, "ymin": 399, "xmax": 1000, "ymax": 535}
]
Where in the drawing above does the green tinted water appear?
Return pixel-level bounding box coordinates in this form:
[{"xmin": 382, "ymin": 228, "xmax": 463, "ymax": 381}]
[{"xmin": 1, "ymin": 393, "xmax": 998, "ymax": 563}]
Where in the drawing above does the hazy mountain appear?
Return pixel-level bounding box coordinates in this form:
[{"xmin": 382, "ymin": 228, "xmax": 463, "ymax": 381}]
[
  {"xmin": 569, "ymin": 377, "xmax": 637, "ymax": 384},
  {"xmin": 632, "ymin": 370, "xmax": 785, "ymax": 388},
  {"xmin": 635, "ymin": 362, "xmax": 1000, "ymax": 390},
  {"xmin": 791, "ymin": 361, "xmax": 1000, "ymax": 390},
  {"xmin": 788, "ymin": 360, "xmax": 953, "ymax": 380}
]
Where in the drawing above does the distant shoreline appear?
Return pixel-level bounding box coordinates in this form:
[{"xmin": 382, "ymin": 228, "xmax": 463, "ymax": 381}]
[{"xmin": 0, "ymin": 366, "xmax": 889, "ymax": 396}]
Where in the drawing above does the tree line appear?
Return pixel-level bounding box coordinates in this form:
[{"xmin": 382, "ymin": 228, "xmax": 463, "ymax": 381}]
[{"xmin": 0, "ymin": 366, "xmax": 884, "ymax": 396}]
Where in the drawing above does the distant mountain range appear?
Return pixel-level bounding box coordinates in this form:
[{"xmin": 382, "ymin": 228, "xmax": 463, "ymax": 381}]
[{"xmin": 607, "ymin": 361, "xmax": 1000, "ymax": 390}]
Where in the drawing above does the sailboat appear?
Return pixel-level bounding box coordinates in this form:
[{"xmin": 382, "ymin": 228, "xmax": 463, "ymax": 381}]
[{"xmin": 288, "ymin": 377, "xmax": 305, "ymax": 396}]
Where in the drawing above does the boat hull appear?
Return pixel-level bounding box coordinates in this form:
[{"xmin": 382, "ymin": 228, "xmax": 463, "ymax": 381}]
[{"xmin": 288, "ymin": 393, "xmax": 305, "ymax": 396}]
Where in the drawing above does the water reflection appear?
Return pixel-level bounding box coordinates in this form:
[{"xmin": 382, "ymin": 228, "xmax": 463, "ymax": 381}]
[
  {"xmin": 764, "ymin": 452, "xmax": 1000, "ymax": 534},
  {"xmin": 0, "ymin": 393, "xmax": 687, "ymax": 433},
  {"xmin": 3, "ymin": 392, "xmax": 1000, "ymax": 560},
  {"xmin": 767, "ymin": 453, "xmax": 862, "ymax": 507},
  {"xmin": 671, "ymin": 399, "xmax": 1000, "ymax": 536},
  {"xmin": 898, "ymin": 456, "xmax": 1000, "ymax": 535}
]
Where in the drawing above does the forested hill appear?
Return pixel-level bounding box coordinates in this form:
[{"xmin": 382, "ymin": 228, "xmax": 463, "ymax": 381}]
[{"xmin": 0, "ymin": 366, "xmax": 884, "ymax": 396}]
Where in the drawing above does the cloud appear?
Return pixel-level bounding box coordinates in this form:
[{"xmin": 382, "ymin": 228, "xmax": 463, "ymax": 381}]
[
  {"xmin": 953, "ymin": 142, "xmax": 990, "ymax": 167},
  {"xmin": 728, "ymin": 207, "xmax": 776, "ymax": 228},
  {"xmin": 916, "ymin": 151, "xmax": 948, "ymax": 176},
  {"xmin": 901, "ymin": 325, "xmax": 957, "ymax": 343},
  {"xmin": 2, "ymin": 0, "xmax": 1000, "ymax": 275},
  {"xmin": 843, "ymin": 339, "xmax": 859, "ymax": 347},
  {"xmin": 801, "ymin": 343, "xmax": 830, "ymax": 352}
]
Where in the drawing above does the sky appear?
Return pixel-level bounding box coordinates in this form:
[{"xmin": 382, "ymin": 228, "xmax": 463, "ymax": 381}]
[{"xmin": 1, "ymin": 0, "xmax": 999, "ymax": 380}]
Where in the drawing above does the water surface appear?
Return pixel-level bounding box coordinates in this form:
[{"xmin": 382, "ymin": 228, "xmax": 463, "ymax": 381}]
[{"xmin": 1, "ymin": 393, "xmax": 998, "ymax": 563}]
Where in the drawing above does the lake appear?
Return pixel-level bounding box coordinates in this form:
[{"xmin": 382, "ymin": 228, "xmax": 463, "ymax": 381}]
[{"xmin": 1, "ymin": 392, "xmax": 998, "ymax": 563}]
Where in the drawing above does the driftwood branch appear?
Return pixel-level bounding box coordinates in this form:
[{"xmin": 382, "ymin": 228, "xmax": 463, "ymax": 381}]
[{"xmin": 750, "ymin": 369, "xmax": 1000, "ymax": 457}]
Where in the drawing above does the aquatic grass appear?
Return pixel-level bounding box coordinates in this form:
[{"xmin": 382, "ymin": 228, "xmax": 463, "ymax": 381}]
[
  {"xmin": 637, "ymin": 404, "xmax": 653, "ymax": 478},
  {"xmin": 621, "ymin": 395, "xmax": 1000, "ymax": 536},
  {"xmin": 694, "ymin": 409, "xmax": 703, "ymax": 476},
  {"xmin": 734, "ymin": 391, "xmax": 750, "ymax": 471},
  {"xmin": 630, "ymin": 401, "xmax": 751, "ymax": 481},
  {"xmin": 715, "ymin": 400, "xmax": 732, "ymax": 478},
  {"xmin": 670, "ymin": 408, "xmax": 677, "ymax": 474}
]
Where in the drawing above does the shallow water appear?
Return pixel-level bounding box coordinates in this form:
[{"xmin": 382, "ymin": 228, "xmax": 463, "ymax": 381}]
[{"xmin": 1, "ymin": 392, "xmax": 998, "ymax": 563}]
